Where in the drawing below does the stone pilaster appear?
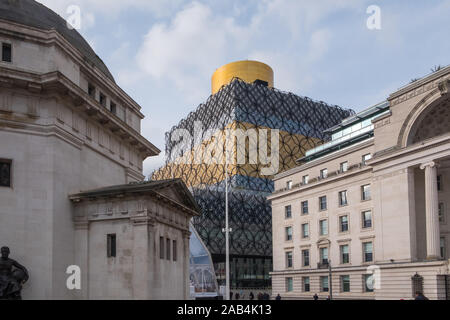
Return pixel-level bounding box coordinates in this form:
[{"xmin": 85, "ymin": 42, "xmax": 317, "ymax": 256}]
[
  {"xmin": 131, "ymin": 216, "xmax": 153, "ymax": 299},
  {"xmin": 182, "ymin": 229, "xmax": 191, "ymax": 300},
  {"xmin": 74, "ymin": 220, "xmax": 89, "ymax": 299},
  {"xmin": 420, "ymin": 161, "xmax": 440, "ymax": 260}
]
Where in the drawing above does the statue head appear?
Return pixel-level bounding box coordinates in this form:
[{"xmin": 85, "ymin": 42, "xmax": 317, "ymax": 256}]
[{"xmin": 1, "ymin": 246, "xmax": 10, "ymax": 259}]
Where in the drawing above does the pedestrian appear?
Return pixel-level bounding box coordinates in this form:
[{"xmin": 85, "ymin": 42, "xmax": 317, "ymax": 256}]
[
  {"xmin": 235, "ymin": 292, "xmax": 240, "ymax": 300},
  {"xmin": 326, "ymin": 295, "xmax": 331, "ymax": 300},
  {"xmin": 230, "ymin": 291, "xmax": 233, "ymax": 300},
  {"xmin": 257, "ymin": 292, "xmax": 262, "ymax": 300},
  {"xmin": 249, "ymin": 292, "xmax": 254, "ymax": 300},
  {"xmin": 264, "ymin": 292, "xmax": 270, "ymax": 300},
  {"xmin": 275, "ymin": 293, "xmax": 281, "ymax": 300},
  {"xmin": 313, "ymin": 293, "xmax": 319, "ymax": 300},
  {"xmin": 414, "ymin": 291, "xmax": 429, "ymax": 300}
]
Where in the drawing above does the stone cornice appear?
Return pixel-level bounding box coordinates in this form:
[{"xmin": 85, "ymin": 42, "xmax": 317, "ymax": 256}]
[
  {"xmin": 0, "ymin": 66, "xmax": 160, "ymax": 157},
  {"xmin": 0, "ymin": 19, "xmax": 145, "ymax": 117}
]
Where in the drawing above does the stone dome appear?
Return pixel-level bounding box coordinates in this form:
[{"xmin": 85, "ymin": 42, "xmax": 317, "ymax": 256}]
[{"xmin": 0, "ymin": 0, "xmax": 115, "ymax": 82}]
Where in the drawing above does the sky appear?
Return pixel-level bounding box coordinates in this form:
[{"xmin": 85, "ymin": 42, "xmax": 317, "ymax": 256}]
[{"xmin": 37, "ymin": 0, "xmax": 450, "ymax": 177}]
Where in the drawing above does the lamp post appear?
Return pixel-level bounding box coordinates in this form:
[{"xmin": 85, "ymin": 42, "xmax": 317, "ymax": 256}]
[{"xmin": 224, "ymin": 129, "xmax": 230, "ymax": 300}]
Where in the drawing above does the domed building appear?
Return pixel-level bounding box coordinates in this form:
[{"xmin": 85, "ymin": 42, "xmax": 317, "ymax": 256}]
[{"xmin": 0, "ymin": 0, "xmax": 199, "ymax": 299}]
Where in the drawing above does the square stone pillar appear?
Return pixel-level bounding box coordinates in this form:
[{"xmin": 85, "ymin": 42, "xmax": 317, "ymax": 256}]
[
  {"xmin": 74, "ymin": 221, "xmax": 89, "ymax": 299},
  {"xmin": 420, "ymin": 161, "xmax": 440, "ymax": 260},
  {"xmin": 131, "ymin": 216, "xmax": 152, "ymax": 299}
]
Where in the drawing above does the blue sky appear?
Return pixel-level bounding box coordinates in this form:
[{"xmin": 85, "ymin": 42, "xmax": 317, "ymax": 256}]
[{"xmin": 38, "ymin": 0, "xmax": 450, "ymax": 176}]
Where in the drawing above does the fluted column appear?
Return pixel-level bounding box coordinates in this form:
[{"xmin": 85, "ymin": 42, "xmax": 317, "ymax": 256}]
[{"xmin": 420, "ymin": 161, "xmax": 440, "ymax": 260}]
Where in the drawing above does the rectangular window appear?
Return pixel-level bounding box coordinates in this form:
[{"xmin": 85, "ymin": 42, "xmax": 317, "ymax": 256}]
[
  {"xmin": 303, "ymin": 277, "xmax": 310, "ymax": 292},
  {"xmin": 301, "ymin": 223, "xmax": 309, "ymax": 239},
  {"xmin": 110, "ymin": 102, "xmax": 117, "ymax": 115},
  {"xmin": 362, "ymin": 210, "xmax": 372, "ymax": 228},
  {"xmin": 320, "ymin": 247, "xmax": 329, "ymax": 265},
  {"xmin": 160, "ymin": 236, "xmax": 164, "ymax": 259},
  {"xmin": 286, "ymin": 277, "xmax": 293, "ymax": 292},
  {"xmin": 363, "ymin": 242, "xmax": 373, "ymax": 262},
  {"xmin": 339, "ymin": 215, "xmax": 349, "ymax": 233},
  {"xmin": 340, "ymin": 161, "xmax": 348, "ymax": 173},
  {"xmin": 173, "ymin": 240, "xmax": 177, "ymax": 261},
  {"xmin": 286, "ymin": 251, "xmax": 293, "ymax": 268},
  {"xmin": 441, "ymin": 237, "xmax": 446, "ymax": 259},
  {"xmin": 302, "ymin": 249, "xmax": 310, "ymax": 267},
  {"xmin": 88, "ymin": 83, "xmax": 95, "ymax": 98},
  {"xmin": 319, "ymin": 196, "xmax": 327, "ymax": 211},
  {"xmin": 301, "ymin": 201, "xmax": 309, "ymax": 215},
  {"xmin": 285, "ymin": 226, "xmax": 293, "ymax": 241},
  {"xmin": 339, "ymin": 190, "xmax": 348, "ymax": 206},
  {"xmin": 107, "ymin": 234, "xmax": 116, "ymax": 258},
  {"xmin": 166, "ymin": 238, "xmax": 171, "ymax": 261},
  {"xmin": 302, "ymin": 175, "xmax": 309, "ymax": 185},
  {"xmin": 285, "ymin": 205, "xmax": 292, "ymax": 219},
  {"xmin": 364, "ymin": 274, "xmax": 374, "ymax": 292},
  {"xmin": 286, "ymin": 180, "xmax": 293, "ymax": 190},
  {"xmin": 341, "ymin": 275, "xmax": 350, "ymax": 292},
  {"xmin": 319, "ymin": 219, "xmax": 328, "ymax": 236},
  {"xmin": 437, "ymin": 175, "xmax": 442, "ymax": 191},
  {"xmin": 99, "ymin": 92, "xmax": 106, "ymax": 106},
  {"xmin": 362, "ymin": 154, "xmax": 372, "ymax": 165},
  {"xmin": 361, "ymin": 184, "xmax": 371, "ymax": 201},
  {"xmin": 439, "ymin": 203, "xmax": 445, "ymax": 223},
  {"xmin": 320, "ymin": 276, "xmax": 329, "ymax": 292},
  {"xmin": 340, "ymin": 244, "xmax": 350, "ymax": 264},
  {"xmin": 320, "ymin": 168, "xmax": 328, "ymax": 179},
  {"xmin": 0, "ymin": 159, "xmax": 12, "ymax": 188},
  {"xmin": 2, "ymin": 43, "xmax": 12, "ymax": 62}
]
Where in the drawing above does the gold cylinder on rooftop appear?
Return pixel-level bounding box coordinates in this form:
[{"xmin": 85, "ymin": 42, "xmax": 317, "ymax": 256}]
[{"xmin": 211, "ymin": 60, "xmax": 274, "ymax": 95}]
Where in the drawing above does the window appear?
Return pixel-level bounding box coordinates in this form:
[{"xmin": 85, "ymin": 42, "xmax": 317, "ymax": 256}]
[
  {"xmin": 0, "ymin": 159, "xmax": 12, "ymax": 188},
  {"xmin": 319, "ymin": 196, "xmax": 327, "ymax": 211},
  {"xmin": 340, "ymin": 161, "xmax": 348, "ymax": 173},
  {"xmin": 286, "ymin": 277, "xmax": 293, "ymax": 292},
  {"xmin": 302, "ymin": 175, "xmax": 309, "ymax": 185},
  {"xmin": 110, "ymin": 102, "xmax": 117, "ymax": 115},
  {"xmin": 441, "ymin": 237, "xmax": 446, "ymax": 259},
  {"xmin": 88, "ymin": 83, "xmax": 95, "ymax": 98},
  {"xmin": 362, "ymin": 210, "xmax": 372, "ymax": 228},
  {"xmin": 320, "ymin": 168, "xmax": 328, "ymax": 179},
  {"xmin": 319, "ymin": 219, "xmax": 328, "ymax": 236},
  {"xmin": 160, "ymin": 236, "xmax": 164, "ymax": 259},
  {"xmin": 2, "ymin": 43, "xmax": 12, "ymax": 62},
  {"xmin": 437, "ymin": 175, "xmax": 442, "ymax": 191},
  {"xmin": 285, "ymin": 226, "xmax": 293, "ymax": 241},
  {"xmin": 363, "ymin": 242, "xmax": 373, "ymax": 262},
  {"xmin": 320, "ymin": 276, "xmax": 329, "ymax": 292},
  {"xmin": 341, "ymin": 275, "xmax": 350, "ymax": 292},
  {"xmin": 362, "ymin": 154, "xmax": 372, "ymax": 165},
  {"xmin": 320, "ymin": 247, "xmax": 329, "ymax": 265},
  {"xmin": 285, "ymin": 205, "xmax": 292, "ymax": 219},
  {"xmin": 303, "ymin": 277, "xmax": 310, "ymax": 292},
  {"xmin": 286, "ymin": 251, "xmax": 293, "ymax": 268},
  {"xmin": 302, "ymin": 249, "xmax": 310, "ymax": 267},
  {"xmin": 166, "ymin": 238, "xmax": 171, "ymax": 260},
  {"xmin": 361, "ymin": 184, "xmax": 371, "ymax": 201},
  {"xmin": 99, "ymin": 92, "xmax": 106, "ymax": 106},
  {"xmin": 301, "ymin": 201, "xmax": 309, "ymax": 215},
  {"xmin": 107, "ymin": 234, "xmax": 116, "ymax": 258},
  {"xmin": 286, "ymin": 180, "xmax": 293, "ymax": 190},
  {"xmin": 339, "ymin": 215, "xmax": 349, "ymax": 233},
  {"xmin": 301, "ymin": 223, "xmax": 309, "ymax": 239},
  {"xmin": 339, "ymin": 190, "xmax": 348, "ymax": 206},
  {"xmin": 364, "ymin": 274, "xmax": 374, "ymax": 292},
  {"xmin": 439, "ymin": 203, "xmax": 445, "ymax": 223},
  {"xmin": 340, "ymin": 245, "xmax": 350, "ymax": 264},
  {"xmin": 411, "ymin": 273, "xmax": 423, "ymax": 297},
  {"xmin": 173, "ymin": 240, "xmax": 177, "ymax": 261}
]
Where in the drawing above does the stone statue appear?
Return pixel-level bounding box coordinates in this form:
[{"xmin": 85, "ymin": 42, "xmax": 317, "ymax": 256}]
[{"xmin": 0, "ymin": 247, "xmax": 29, "ymax": 300}]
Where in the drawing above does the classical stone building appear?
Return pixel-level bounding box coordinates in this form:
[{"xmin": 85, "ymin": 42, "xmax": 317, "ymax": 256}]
[
  {"xmin": 269, "ymin": 66, "xmax": 450, "ymax": 300},
  {"xmin": 0, "ymin": 0, "xmax": 198, "ymax": 299}
]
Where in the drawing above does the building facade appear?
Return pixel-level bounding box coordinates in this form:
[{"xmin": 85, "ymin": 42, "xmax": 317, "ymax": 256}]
[
  {"xmin": 269, "ymin": 66, "xmax": 450, "ymax": 300},
  {"xmin": 152, "ymin": 60, "xmax": 353, "ymax": 290},
  {"xmin": 0, "ymin": 0, "xmax": 197, "ymax": 299}
]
